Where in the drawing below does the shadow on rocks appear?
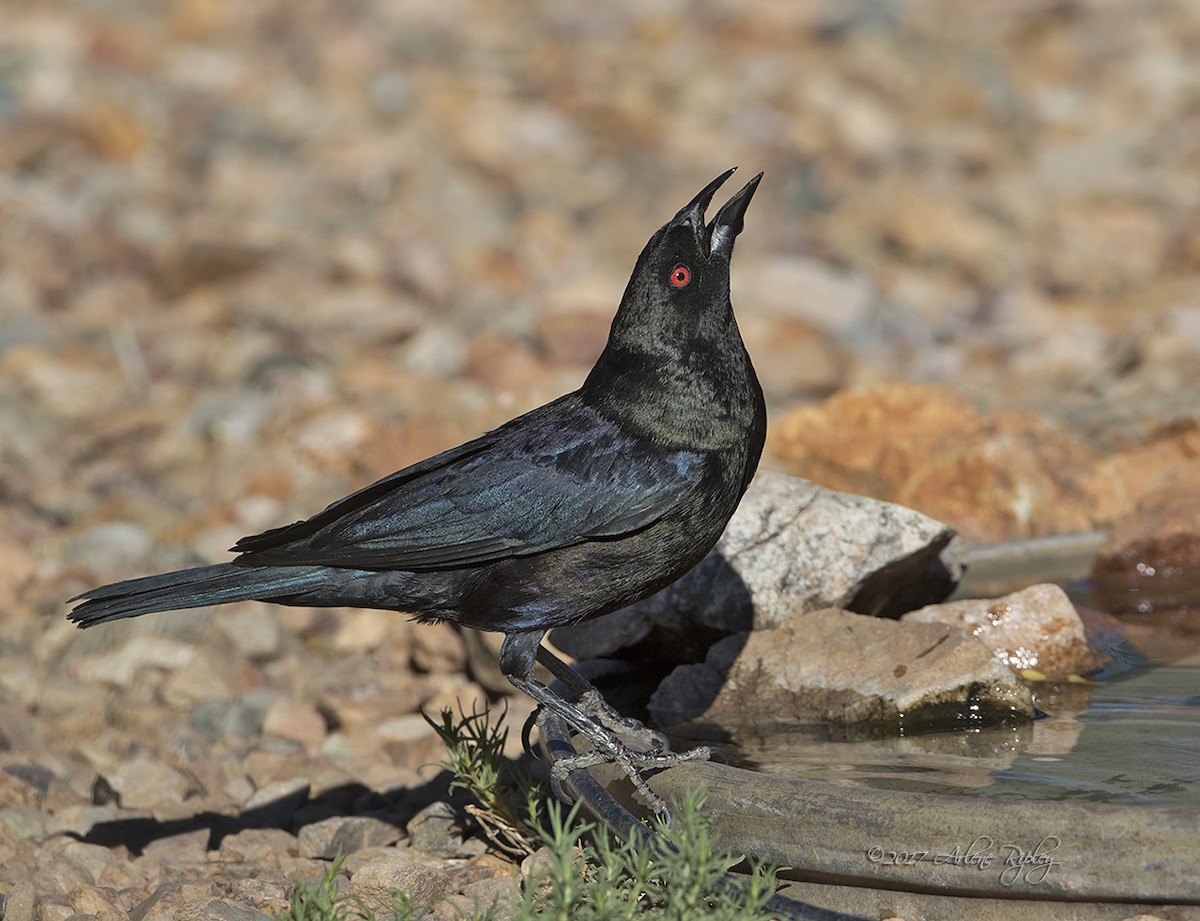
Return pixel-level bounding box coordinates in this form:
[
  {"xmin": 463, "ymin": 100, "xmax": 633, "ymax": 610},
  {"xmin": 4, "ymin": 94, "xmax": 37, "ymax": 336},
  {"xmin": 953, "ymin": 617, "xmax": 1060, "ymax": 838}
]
[{"xmin": 72, "ymin": 770, "xmax": 465, "ymax": 857}]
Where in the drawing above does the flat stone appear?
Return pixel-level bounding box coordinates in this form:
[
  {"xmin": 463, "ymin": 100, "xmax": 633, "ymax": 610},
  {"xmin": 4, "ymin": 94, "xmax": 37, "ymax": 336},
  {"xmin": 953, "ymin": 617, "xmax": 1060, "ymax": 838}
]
[
  {"xmin": 241, "ymin": 777, "xmax": 311, "ymax": 821},
  {"xmin": 406, "ymin": 800, "xmax": 462, "ymax": 858},
  {"xmin": 216, "ymin": 827, "xmax": 298, "ymax": 868},
  {"xmin": 649, "ymin": 607, "xmax": 1033, "ymax": 731},
  {"xmin": 189, "ymin": 692, "xmax": 277, "ymax": 742},
  {"xmin": 76, "ymin": 637, "xmax": 197, "ymax": 688},
  {"xmin": 129, "ymin": 881, "xmax": 222, "ymax": 921},
  {"xmin": 262, "ymin": 698, "xmax": 327, "ymax": 755}
]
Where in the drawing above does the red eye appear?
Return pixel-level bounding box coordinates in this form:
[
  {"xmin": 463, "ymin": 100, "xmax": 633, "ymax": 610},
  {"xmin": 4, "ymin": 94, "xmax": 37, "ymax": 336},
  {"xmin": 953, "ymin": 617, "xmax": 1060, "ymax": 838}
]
[{"xmin": 669, "ymin": 265, "xmax": 691, "ymax": 288}]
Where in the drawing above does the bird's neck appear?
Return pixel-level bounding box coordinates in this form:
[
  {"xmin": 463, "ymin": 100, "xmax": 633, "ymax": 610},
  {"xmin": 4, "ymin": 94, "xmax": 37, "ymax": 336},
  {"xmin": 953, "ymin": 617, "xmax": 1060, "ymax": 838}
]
[{"xmin": 579, "ymin": 329, "xmax": 763, "ymax": 451}]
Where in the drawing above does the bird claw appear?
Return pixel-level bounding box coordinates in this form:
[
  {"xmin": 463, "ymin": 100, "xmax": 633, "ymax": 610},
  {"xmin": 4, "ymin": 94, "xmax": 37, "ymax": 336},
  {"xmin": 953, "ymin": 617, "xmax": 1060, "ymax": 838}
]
[
  {"xmin": 547, "ymin": 736, "xmax": 725, "ymax": 823},
  {"xmin": 574, "ymin": 689, "xmax": 670, "ymax": 753}
]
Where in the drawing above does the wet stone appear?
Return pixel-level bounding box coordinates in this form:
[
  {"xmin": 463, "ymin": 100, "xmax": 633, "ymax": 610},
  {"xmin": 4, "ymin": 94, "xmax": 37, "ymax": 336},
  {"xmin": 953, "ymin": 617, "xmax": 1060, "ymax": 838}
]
[
  {"xmin": 903, "ymin": 583, "xmax": 1108, "ymax": 679},
  {"xmin": 649, "ymin": 607, "xmax": 1034, "ymax": 731}
]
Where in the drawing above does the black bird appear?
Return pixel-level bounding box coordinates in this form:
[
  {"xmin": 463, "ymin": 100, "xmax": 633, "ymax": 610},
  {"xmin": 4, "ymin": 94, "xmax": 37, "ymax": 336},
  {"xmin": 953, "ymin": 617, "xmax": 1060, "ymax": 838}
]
[{"xmin": 69, "ymin": 168, "xmax": 766, "ymax": 812}]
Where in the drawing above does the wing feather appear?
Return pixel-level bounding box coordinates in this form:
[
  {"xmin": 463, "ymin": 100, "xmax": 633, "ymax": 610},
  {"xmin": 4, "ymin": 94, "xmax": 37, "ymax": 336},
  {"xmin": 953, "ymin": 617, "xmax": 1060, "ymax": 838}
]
[{"xmin": 233, "ymin": 395, "xmax": 706, "ymax": 571}]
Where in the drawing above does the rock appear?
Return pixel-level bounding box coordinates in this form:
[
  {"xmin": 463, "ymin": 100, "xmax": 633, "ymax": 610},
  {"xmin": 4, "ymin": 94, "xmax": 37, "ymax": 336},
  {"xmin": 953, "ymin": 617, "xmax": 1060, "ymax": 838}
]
[
  {"xmin": 329, "ymin": 609, "xmax": 394, "ymax": 654},
  {"xmin": 903, "ymin": 583, "xmax": 1108, "ymax": 679},
  {"xmin": 46, "ymin": 839, "xmax": 116, "ymax": 884},
  {"xmin": 216, "ymin": 828, "xmax": 297, "ymax": 868},
  {"xmin": 3, "ymin": 881, "xmax": 36, "ymax": 921},
  {"xmin": 67, "ymin": 883, "xmax": 127, "ymax": 918},
  {"xmin": 648, "ymin": 607, "xmax": 1033, "ymax": 731},
  {"xmin": 296, "ymin": 815, "xmax": 400, "ymax": 859},
  {"xmin": 262, "ymin": 698, "xmax": 327, "ymax": 755},
  {"xmin": 431, "ymin": 876, "xmax": 522, "ymax": 921},
  {"xmin": 106, "ymin": 758, "xmax": 192, "ymax": 810},
  {"xmin": 202, "ymin": 899, "xmax": 275, "ymax": 921},
  {"xmin": 1082, "ymin": 420, "xmax": 1200, "ymax": 527},
  {"xmin": 215, "ymin": 608, "xmax": 286, "ymax": 662},
  {"xmin": 376, "ymin": 714, "xmax": 447, "ymax": 773},
  {"xmin": 127, "ymin": 881, "xmax": 222, "ymax": 921},
  {"xmin": 406, "ymin": 801, "xmax": 462, "ymax": 858},
  {"xmin": 62, "ymin": 521, "xmax": 153, "ymax": 572},
  {"xmin": 241, "ymin": 778, "xmax": 311, "ymax": 826},
  {"xmin": 75, "ymin": 637, "xmax": 197, "ymax": 688},
  {"xmin": 189, "ymin": 691, "xmax": 277, "ymax": 742},
  {"xmin": 140, "ymin": 827, "xmax": 211, "ymax": 866},
  {"xmin": 1090, "ymin": 489, "xmax": 1200, "ymax": 614},
  {"xmin": 553, "ymin": 472, "xmax": 962, "ymax": 662},
  {"xmin": 410, "ymin": 623, "xmax": 467, "ymax": 674},
  {"xmin": 0, "ymin": 805, "xmax": 49, "ymax": 839},
  {"xmin": 348, "ymin": 853, "xmax": 451, "ymax": 918},
  {"xmin": 768, "ymin": 384, "xmax": 1101, "ymax": 542}
]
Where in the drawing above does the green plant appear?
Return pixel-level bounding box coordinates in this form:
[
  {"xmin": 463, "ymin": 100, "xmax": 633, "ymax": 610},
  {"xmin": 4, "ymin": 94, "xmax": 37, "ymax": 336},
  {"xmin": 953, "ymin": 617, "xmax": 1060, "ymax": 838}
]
[
  {"xmin": 524, "ymin": 793, "xmax": 778, "ymax": 921},
  {"xmin": 425, "ymin": 702, "xmax": 543, "ymax": 858},
  {"xmin": 274, "ymin": 852, "xmax": 354, "ymax": 921}
]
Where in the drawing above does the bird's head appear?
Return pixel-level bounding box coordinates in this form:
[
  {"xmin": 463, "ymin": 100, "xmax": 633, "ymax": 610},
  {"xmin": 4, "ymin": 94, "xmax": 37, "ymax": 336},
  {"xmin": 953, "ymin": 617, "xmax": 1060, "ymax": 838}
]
[
  {"xmin": 592, "ymin": 168, "xmax": 762, "ymax": 365},
  {"xmin": 581, "ymin": 169, "xmax": 764, "ymax": 440}
]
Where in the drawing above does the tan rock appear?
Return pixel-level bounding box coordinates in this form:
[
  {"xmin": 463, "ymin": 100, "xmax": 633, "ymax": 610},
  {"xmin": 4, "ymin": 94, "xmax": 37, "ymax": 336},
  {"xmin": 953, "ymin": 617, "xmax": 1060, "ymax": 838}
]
[
  {"xmin": 649, "ymin": 607, "xmax": 1032, "ymax": 731},
  {"xmin": 349, "ymin": 853, "xmax": 451, "ymax": 918},
  {"xmin": 107, "ymin": 758, "xmax": 191, "ymax": 810},
  {"xmin": 903, "ymin": 583, "xmax": 1107, "ymax": 679},
  {"xmin": 262, "ymin": 698, "xmax": 328, "ymax": 755},
  {"xmin": 769, "ymin": 383, "xmax": 1100, "ymax": 541}
]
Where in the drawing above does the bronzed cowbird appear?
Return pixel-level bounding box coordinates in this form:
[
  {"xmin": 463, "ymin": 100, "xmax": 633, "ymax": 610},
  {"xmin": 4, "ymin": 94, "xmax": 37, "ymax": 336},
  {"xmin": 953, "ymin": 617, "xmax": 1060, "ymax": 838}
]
[{"xmin": 69, "ymin": 168, "xmax": 766, "ymax": 813}]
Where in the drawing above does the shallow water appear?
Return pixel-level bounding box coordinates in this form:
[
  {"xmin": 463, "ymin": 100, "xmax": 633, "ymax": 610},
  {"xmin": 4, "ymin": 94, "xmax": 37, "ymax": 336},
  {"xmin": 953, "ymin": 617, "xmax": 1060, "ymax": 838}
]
[{"xmin": 720, "ymin": 608, "xmax": 1200, "ymax": 809}]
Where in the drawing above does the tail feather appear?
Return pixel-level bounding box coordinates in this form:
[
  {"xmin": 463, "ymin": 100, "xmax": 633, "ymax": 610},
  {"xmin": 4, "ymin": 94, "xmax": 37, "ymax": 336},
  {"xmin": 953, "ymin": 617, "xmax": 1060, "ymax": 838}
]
[{"xmin": 68, "ymin": 563, "xmax": 328, "ymax": 627}]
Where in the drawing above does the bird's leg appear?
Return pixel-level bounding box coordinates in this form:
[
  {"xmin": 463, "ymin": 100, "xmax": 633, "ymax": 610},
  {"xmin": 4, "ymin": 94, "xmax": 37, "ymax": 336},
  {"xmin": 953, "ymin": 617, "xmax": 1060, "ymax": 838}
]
[
  {"xmin": 534, "ymin": 644, "xmax": 669, "ymax": 752},
  {"xmin": 502, "ymin": 632, "xmax": 725, "ymax": 821},
  {"xmin": 502, "ymin": 630, "xmax": 669, "ymax": 814}
]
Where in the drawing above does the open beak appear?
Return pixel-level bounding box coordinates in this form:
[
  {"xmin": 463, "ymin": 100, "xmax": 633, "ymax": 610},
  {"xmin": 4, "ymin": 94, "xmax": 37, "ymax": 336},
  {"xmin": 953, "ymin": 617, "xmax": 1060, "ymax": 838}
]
[
  {"xmin": 708, "ymin": 172, "xmax": 762, "ymax": 259},
  {"xmin": 671, "ymin": 168, "xmax": 763, "ymax": 259}
]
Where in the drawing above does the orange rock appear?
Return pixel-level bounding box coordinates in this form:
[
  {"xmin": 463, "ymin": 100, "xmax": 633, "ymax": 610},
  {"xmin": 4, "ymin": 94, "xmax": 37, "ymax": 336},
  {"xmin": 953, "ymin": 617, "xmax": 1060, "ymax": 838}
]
[
  {"xmin": 1091, "ymin": 489, "xmax": 1200, "ymax": 615},
  {"xmin": 768, "ymin": 384, "xmax": 1099, "ymax": 541},
  {"xmin": 1081, "ymin": 420, "xmax": 1200, "ymax": 525}
]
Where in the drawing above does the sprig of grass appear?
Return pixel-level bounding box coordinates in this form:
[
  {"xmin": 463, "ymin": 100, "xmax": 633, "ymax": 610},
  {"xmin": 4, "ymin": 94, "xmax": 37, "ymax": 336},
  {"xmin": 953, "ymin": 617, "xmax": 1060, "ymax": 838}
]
[
  {"xmin": 424, "ymin": 702, "xmax": 543, "ymax": 858},
  {"xmin": 526, "ymin": 794, "xmax": 779, "ymax": 921},
  {"xmin": 274, "ymin": 853, "xmax": 354, "ymax": 921}
]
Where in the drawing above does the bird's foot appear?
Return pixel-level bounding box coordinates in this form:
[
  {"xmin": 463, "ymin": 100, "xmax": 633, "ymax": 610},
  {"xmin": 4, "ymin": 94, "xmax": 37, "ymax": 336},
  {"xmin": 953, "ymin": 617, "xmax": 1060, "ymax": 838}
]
[
  {"xmin": 547, "ymin": 738, "xmax": 728, "ymax": 823},
  {"xmin": 573, "ymin": 689, "xmax": 671, "ymax": 753}
]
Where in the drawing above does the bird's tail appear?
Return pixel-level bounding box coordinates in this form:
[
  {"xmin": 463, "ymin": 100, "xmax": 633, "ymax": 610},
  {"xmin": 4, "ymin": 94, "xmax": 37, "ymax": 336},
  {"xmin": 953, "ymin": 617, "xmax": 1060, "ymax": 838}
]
[{"xmin": 67, "ymin": 563, "xmax": 328, "ymax": 627}]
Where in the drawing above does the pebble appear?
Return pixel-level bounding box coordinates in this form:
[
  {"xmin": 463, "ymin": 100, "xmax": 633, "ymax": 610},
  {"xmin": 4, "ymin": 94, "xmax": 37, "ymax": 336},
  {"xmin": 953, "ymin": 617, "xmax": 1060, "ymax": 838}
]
[
  {"xmin": 349, "ymin": 853, "xmax": 452, "ymax": 918},
  {"xmin": 189, "ymin": 693, "xmax": 277, "ymax": 743},
  {"xmin": 406, "ymin": 801, "xmax": 463, "ymax": 858},
  {"xmin": 296, "ymin": 815, "xmax": 401, "ymax": 860},
  {"xmin": 262, "ymin": 698, "xmax": 327, "ymax": 755}
]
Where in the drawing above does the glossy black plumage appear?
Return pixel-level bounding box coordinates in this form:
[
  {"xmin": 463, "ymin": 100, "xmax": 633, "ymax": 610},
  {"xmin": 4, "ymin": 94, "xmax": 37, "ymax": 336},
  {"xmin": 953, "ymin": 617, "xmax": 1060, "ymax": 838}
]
[{"xmin": 68, "ymin": 169, "xmax": 766, "ymax": 810}]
